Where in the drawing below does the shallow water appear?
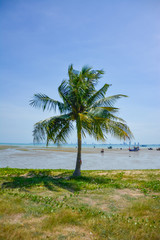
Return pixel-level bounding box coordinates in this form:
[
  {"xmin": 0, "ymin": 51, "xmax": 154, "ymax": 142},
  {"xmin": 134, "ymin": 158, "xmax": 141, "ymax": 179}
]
[{"xmin": 0, "ymin": 148, "xmax": 160, "ymax": 170}]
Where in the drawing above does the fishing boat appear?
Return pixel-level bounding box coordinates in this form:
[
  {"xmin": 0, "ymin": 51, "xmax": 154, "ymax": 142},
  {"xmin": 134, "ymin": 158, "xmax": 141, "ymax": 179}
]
[
  {"xmin": 129, "ymin": 142, "xmax": 140, "ymax": 152},
  {"xmin": 129, "ymin": 146, "xmax": 139, "ymax": 151}
]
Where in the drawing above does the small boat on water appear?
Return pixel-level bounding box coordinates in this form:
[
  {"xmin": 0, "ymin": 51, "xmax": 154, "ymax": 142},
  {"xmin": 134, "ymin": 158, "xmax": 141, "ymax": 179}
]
[
  {"xmin": 129, "ymin": 146, "xmax": 139, "ymax": 151},
  {"xmin": 108, "ymin": 146, "xmax": 112, "ymax": 149},
  {"xmin": 129, "ymin": 142, "xmax": 140, "ymax": 152}
]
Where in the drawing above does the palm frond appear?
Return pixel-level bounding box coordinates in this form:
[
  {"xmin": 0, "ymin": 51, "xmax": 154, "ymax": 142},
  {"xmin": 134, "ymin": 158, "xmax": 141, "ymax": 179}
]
[
  {"xmin": 88, "ymin": 119, "xmax": 106, "ymax": 141},
  {"xmin": 81, "ymin": 65, "xmax": 92, "ymax": 77},
  {"xmin": 33, "ymin": 113, "xmax": 73, "ymax": 144},
  {"xmin": 80, "ymin": 107, "xmax": 132, "ymax": 141},
  {"xmin": 87, "ymin": 84, "xmax": 110, "ymax": 106},
  {"xmin": 33, "ymin": 120, "xmax": 47, "ymax": 143},
  {"xmin": 104, "ymin": 119, "xmax": 133, "ymax": 140},
  {"xmin": 88, "ymin": 107, "xmax": 121, "ymax": 120},
  {"xmin": 79, "ymin": 113, "xmax": 92, "ymax": 137},
  {"xmin": 58, "ymin": 80, "xmax": 73, "ymax": 109},
  {"xmin": 68, "ymin": 64, "xmax": 76, "ymax": 80},
  {"xmin": 91, "ymin": 94, "xmax": 128, "ymax": 108},
  {"xmin": 47, "ymin": 120, "xmax": 74, "ymax": 144},
  {"xmin": 78, "ymin": 113, "xmax": 105, "ymax": 141},
  {"xmin": 93, "ymin": 106, "xmax": 119, "ymax": 112},
  {"xmin": 30, "ymin": 93, "xmax": 66, "ymax": 113},
  {"xmin": 86, "ymin": 69, "xmax": 104, "ymax": 86},
  {"xmin": 90, "ymin": 69, "xmax": 104, "ymax": 80}
]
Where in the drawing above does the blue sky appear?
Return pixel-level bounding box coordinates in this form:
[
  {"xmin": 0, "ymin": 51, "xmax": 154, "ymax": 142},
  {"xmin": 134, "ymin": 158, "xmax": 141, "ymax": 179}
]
[{"xmin": 0, "ymin": 0, "xmax": 160, "ymax": 144}]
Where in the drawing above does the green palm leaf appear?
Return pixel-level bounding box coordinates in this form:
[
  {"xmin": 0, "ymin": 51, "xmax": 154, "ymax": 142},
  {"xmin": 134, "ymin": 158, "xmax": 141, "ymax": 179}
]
[
  {"xmin": 91, "ymin": 94, "xmax": 128, "ymax": 108},
  {"xmin": 33, "ymin": 113, "xmax": 73, "ymax": 144},
  {"xmin": 105, "ymin": 120, "xmax": 134, "ymax": 140},
  {"xmin": 30, "ymin": 93, "xmax": 66, "ymax": 113},
  {"xmin": 87, "ymin": 84, "xmax": 110, "ymax": 106}
]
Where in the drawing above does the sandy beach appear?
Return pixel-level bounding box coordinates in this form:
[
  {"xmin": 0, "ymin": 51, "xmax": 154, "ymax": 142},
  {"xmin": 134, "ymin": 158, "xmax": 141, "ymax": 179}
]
[{"xmin": 0, "ymin": 145, "xmax": 159, "ymax": 170}]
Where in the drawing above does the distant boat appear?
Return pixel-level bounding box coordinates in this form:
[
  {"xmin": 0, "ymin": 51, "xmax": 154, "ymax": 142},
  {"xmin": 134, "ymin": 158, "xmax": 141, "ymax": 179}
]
[
  {"xmin": 129, "ymin": 146, "xmax": 139, "ymax": 152},
  {"xmin": 129, "ymin": 142, "xmax": 140, "ymax": 151},
  {"xmin": 108, "ymin": 146, "xmax": 112, "ymax": 149}
]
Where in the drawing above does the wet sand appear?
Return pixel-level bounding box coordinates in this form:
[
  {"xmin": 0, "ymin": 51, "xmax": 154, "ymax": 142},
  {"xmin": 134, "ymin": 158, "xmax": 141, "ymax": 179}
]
[{"xmin": 0, "ymin": 145, "xmax": 160, "ymax": 170}]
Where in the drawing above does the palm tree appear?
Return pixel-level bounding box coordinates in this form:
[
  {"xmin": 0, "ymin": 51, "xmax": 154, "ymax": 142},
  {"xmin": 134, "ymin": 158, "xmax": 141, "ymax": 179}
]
[{"xmin": 30, "ymin": 65, "xmax": 133, "ymax": 176}]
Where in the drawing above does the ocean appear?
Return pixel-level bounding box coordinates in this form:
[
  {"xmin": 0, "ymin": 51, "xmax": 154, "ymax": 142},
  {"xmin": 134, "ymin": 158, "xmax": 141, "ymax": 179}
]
[
  {"xmin": 0, "ymin": 143, "xmax": 160, "ymax": 170},
  {"xmin": 0, "ymin": 142, "xmax": 160, "ymax": 149}
]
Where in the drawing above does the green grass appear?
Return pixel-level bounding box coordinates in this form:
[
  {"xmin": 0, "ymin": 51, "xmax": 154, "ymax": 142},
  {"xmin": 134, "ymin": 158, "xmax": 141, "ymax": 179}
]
[{"xmin": 0, "ymin": 168, "xmax": 160, "ymax": 239}]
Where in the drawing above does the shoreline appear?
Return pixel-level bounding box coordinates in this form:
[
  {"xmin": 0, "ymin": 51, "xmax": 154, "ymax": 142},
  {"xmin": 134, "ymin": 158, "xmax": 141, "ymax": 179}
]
[
  {"xmin": 0, "ymin": 144, "xmax": 160, "ymax": 154},
  {"xmin": 0, "ymin": 145, "xmax": 160, "ymax": 170}
]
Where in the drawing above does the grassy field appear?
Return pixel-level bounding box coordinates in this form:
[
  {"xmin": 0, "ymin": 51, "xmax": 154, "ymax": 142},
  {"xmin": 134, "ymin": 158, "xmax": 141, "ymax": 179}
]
[{"xmin": 0, "ymin": 168, "xmax": 160, "ymax": 240}]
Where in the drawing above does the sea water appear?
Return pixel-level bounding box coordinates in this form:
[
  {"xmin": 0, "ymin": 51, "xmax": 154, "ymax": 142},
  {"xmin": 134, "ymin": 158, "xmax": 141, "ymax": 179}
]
[
  {"xmin": 0, "ymin": 142, "xmax": 160, "ymax": 149},
  {"xmin": 0, "ymin": 143, "xmax": 160, "ymax": 170}
]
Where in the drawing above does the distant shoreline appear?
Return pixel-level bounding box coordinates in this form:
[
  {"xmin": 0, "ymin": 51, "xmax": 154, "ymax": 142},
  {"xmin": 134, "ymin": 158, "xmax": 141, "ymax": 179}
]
[
  {"xmin": 0, "ymin": 142, "xmax": 160, "ymax": 150},
  {"xmin": 0, "ymin": 144, "xmax": 160, "ymax": 154},
  {"xmin": 1, "ymin": 144, "xmax": 160, "ymax": 170}
]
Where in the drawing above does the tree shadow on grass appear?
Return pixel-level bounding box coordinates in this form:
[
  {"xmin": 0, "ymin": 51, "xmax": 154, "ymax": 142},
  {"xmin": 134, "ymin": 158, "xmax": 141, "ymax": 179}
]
[
  {"xmin": 1, "ymin": 170, "xmax": 119, "ymax": 193},
  {"xmin": 1, "ymin": 171, "xmax": 78, "ymax": 192}
]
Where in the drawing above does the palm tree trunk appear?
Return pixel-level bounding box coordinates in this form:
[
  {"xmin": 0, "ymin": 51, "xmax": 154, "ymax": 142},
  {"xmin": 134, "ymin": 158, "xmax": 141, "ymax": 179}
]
[{"xmin": 73, "ymin": 120, "xmax": 82, "ymax": 177}]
